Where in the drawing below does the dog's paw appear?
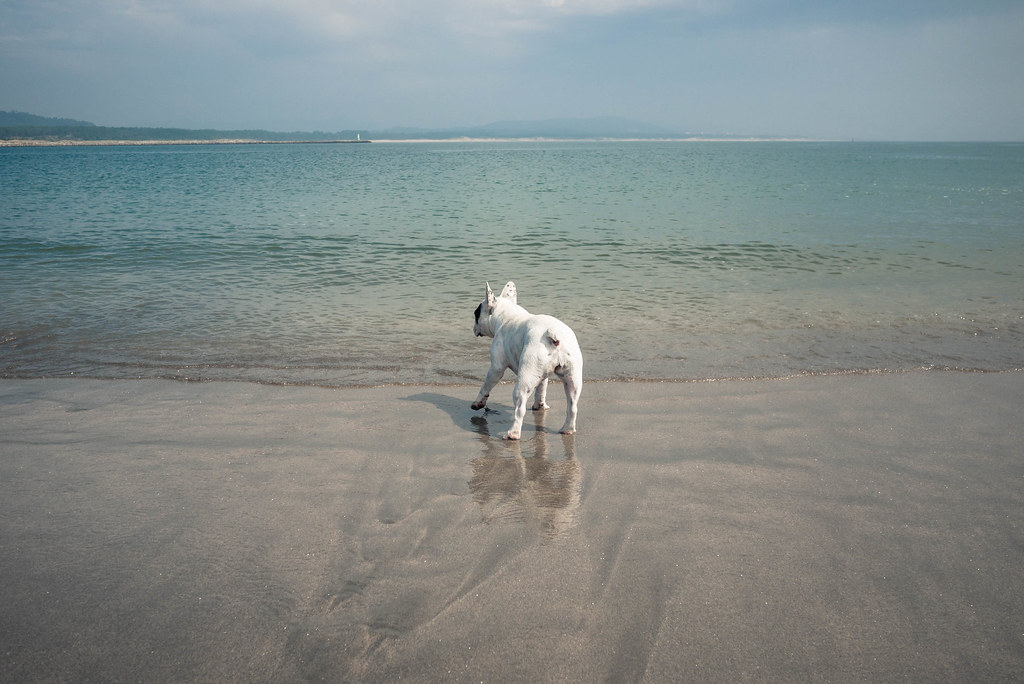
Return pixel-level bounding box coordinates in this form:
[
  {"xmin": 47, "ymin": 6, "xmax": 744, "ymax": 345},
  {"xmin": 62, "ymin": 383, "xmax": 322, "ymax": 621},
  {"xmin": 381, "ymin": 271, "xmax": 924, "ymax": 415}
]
[
  {"xmin": 471, "ymin": 401, "xmax": 486, "ymax": 410},
  {"xmin": 559, "ymin": 427, "xmax": 576, "ymax": 435},
  {"xmin": 502, "ymin": 431, "xmax": 521, "ymax": 441},
  {"xmin": 530, "ymin": 402, "xmax": 550, "ymax": 411}
]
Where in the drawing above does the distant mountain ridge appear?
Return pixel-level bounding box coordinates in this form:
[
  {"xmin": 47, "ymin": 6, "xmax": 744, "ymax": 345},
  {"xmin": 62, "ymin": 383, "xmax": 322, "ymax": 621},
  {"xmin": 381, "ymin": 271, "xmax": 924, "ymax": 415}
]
[
  {"xmin": 1, "ymin": 111, "xmax": 731, "ymax": 142},
  {"xmin": 381, "ymin": 116, "xmax": 679, "ymax": 139},
  {"xmin": 480, "ymin": 117, "xmax": 674, "ymax": 137}
]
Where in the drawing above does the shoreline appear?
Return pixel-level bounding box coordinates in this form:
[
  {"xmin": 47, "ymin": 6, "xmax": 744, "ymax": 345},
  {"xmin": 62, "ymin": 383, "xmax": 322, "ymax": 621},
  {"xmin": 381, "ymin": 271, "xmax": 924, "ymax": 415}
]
[
  {"xmin": 2, "ymin": 371, "xmax": 1023, "ymax": 681},
  {"xmin": 2, "ymin": 364, "xmax": 1018, "ymax": 391}
]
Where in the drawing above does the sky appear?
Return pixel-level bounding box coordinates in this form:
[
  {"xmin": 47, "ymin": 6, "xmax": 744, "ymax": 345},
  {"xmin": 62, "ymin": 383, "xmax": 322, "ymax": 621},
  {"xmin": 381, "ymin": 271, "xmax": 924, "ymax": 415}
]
[{"xmin": 2, "ymin": 0, "xmax": 1023, "ymax": 140}]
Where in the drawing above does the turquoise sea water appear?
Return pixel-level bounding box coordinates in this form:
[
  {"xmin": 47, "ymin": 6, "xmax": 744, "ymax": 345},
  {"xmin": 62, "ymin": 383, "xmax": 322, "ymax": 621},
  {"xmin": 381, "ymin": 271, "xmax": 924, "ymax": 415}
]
[{"xmin": 1, "ymin": 141, "xmax": 1022, "ymax": 386}]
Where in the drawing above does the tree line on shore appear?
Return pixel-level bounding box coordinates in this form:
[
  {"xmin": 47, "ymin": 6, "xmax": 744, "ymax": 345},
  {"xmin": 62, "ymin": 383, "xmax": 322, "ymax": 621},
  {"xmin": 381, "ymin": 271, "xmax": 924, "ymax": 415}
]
[
  {"xmin": 0, "ymin": 111, "xmax": 369, "ymax": 142},
  {"xmin": 0, "ymin": 125, "xmax": 368, "ymax": 142}
]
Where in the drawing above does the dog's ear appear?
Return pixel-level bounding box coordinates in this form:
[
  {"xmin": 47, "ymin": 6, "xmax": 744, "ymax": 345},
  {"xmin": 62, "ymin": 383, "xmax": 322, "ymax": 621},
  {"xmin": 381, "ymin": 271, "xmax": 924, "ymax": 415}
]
[
  {"xmin": 485, "ymin": 282, "xmax": 497, "ymax": 312},
  {"xmin": 499, "ymin": 281, "xmax": 517, "ymax": 305}
]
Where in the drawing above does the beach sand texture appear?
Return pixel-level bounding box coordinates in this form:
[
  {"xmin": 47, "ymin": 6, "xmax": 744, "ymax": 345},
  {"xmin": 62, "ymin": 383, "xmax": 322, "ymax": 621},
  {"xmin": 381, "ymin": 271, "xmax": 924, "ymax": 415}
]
[{"xmin": 2, "ymin": 372, "xmax": 1023, "ymax": 682}]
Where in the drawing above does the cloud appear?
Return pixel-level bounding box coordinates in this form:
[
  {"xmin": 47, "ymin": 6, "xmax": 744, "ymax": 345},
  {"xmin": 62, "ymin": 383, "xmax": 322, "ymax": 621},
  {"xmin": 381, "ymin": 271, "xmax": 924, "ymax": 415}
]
[
  {"xmin": 0, "ymin": 0, "xmax": 721, "ymax": 76},
  {"xmin": 501, "ymin": 0, "xmax": 720, "ymax": 16},
  {"xmin": 2, "ymin": 0, "xmax": 1022, "ymax": 137}
]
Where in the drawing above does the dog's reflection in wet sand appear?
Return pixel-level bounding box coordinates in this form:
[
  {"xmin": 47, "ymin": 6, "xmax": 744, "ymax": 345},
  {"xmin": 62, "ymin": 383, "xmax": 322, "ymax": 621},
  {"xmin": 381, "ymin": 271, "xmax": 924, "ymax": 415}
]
[{"xmin": 468, "ymin": 409, "xmax": 581, "ymax": 539}]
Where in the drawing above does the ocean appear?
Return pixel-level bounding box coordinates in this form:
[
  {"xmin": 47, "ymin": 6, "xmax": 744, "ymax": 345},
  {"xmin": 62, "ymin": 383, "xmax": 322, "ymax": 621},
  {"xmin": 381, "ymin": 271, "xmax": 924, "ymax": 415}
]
[{"xmin": 1, "ymin": 140, "xmax": 1022, "ymax": 386}]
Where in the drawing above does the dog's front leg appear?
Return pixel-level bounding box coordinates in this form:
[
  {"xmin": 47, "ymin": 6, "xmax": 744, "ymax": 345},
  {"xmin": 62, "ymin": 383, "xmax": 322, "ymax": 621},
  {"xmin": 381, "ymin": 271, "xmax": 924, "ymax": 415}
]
[
  {"xmin": 506, "ymin": 367, "xmax": 545, "ymax": 440},
  {"xmin": 505, "ymin": 377, "xmax": 534, "ymax": 440},
  {"xmin": 472, "ymin": 365, "xmax": 505, "ymax": 410}
]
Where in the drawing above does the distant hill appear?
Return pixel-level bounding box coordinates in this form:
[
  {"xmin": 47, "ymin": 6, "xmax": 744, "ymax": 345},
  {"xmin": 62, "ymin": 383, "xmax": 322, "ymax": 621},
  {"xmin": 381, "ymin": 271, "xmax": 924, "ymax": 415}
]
[
  {"xmin": 379, "ymin": 117, "xmax": 682, "ymax": 140},
  {"xmin": 478, "ymin": 117, "xmax": 675, "ymax": 138},
  {"xmin": 0, "ymin": 110, "xmax": 96, "ymax": 127}
]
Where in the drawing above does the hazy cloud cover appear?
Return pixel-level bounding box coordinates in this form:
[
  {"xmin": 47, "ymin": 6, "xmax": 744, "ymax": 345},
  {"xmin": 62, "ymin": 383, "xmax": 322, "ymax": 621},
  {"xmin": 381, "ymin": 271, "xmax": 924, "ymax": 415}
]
[{"xmin": 2, "ymin": 0, "xmax": 1022, "ymax": 139}]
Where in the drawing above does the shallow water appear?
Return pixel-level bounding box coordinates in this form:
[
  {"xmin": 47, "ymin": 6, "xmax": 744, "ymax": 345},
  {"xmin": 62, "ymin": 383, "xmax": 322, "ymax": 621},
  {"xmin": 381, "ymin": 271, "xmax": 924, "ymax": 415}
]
[{"xmin": 2, "ymin": 141, "xmax": 1022, "ymax": 385}]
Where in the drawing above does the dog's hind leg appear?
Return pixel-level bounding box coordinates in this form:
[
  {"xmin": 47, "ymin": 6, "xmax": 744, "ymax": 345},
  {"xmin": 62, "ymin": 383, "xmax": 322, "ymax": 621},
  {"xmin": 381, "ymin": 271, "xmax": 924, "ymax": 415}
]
[
  {"xmin": 531, "ymin": 377, "xmax": 550, "ymax": 411},
  {"xmin": 558, "ymin": 367, "xmax": 582, "ymax": 435}
]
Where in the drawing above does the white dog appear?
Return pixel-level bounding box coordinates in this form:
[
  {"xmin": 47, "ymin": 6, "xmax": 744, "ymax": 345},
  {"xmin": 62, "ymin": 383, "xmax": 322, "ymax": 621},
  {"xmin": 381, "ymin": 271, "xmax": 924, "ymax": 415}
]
[{"xmin": 471, "ymin": 281, "xmax": 583, "ymax": 440}]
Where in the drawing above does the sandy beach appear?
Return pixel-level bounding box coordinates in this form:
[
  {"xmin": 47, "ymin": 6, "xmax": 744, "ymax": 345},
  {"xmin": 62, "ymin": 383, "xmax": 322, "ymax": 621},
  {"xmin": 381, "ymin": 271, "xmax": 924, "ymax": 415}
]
[{"xmin": 1, "ymin": 372, "xmax": 1022, "ymax": 682}]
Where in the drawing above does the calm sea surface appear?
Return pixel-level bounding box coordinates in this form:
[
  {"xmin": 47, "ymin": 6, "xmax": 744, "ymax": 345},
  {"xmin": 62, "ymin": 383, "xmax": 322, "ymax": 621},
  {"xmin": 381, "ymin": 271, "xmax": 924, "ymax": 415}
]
[{"xmin": 2, "ymin": 141, "xmax": 1022, "ymax": 386}]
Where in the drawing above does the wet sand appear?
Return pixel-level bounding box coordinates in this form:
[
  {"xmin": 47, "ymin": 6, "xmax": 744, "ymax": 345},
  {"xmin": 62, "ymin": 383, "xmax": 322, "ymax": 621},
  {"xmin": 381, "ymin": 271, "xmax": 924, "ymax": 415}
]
[{"xmin": 1, "ymin": 372, "xmax": 1022, "ymax": 682}]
